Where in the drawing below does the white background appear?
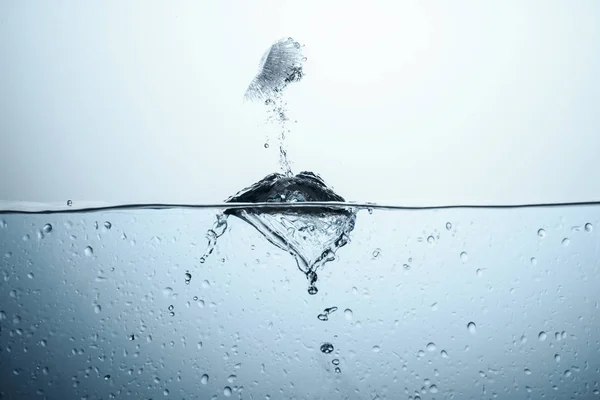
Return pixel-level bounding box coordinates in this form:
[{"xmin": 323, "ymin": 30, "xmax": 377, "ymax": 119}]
[{"xmin": 1, "ymin": 1, "xmax": 600, "ymax": 207}]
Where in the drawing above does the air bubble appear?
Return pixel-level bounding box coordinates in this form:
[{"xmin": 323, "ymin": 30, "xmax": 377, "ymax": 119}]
[
  {"xmin": 84, "ymin": 246, "xmax": 94, "ymax": 256},
  {"xmin": 200, "ymin": 374, "xmax": 209, "ymax": 384},
  {"xmin": 585, "ymin": 223, "xmax": 593, "ymax": 232},
  {"xmin": 344, "ymin": 309, "xmax": 353, "ymax": 321},
  {"xmin": 530, "ymin": 257, "xmax": 537, "ymax": 266},
  {"xmin": 537, "ymin": 228, "xmax": 546, "ymax": 238},
  {"xmin": 320, "ymin": 343, "xmax": 334, "ymax": 354},
  {"xmin": 42, "ymin": 223, "xmax": 52, "ymax": 233},
  {"xmin": 538, "ymin": 331, "xmax": 547, "ymax": 341},
  {"xmin": 467, "ymin": 322, "xmax": 476, "ymax": 334},
  {"xmin": 317, "ymin": 314, "xmax": 328, "ymax": 321}
]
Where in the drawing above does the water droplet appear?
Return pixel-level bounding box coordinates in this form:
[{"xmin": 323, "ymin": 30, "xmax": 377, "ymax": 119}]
[
  {"xmin": 317, "ymin": 313, "xmax": 328, "ymax": 321},
  {"xmin": 223, "ymin": 386, "xmax": 232, "ymax": 397},
  {"xmin": 67, "ymin": 200, "xmax": 72, "ymax": 207},
  {"xmin": 104, "ymin": 375, "xmax": 110, "ymax": 380},
  {"xmin": 168, "ymin": 305, "xmax": 174, "ymax": 311},
  {"xmin": 561, "ymin": 238, "xmax": 570, "ymax": 247},
  {"xmin": 431, "ymin": 302, "xmax": 438, "ymax": 311},
  {"xmin": 372, "ymin": 248, "xmax": 381, "ymax": 258},
  {"xmin": 427, "ymin": 235, "xmax": 435, "ymax": 244},
  {"xmin": 264, "ymin": 142, "xmax": 269, "ymax": 148},
  {"xmin": 344, "ymin": 309, "xmax": 353, "ymax": 321},
  {"xmin": 184, "ymin": 271, "xmax": 192, "ymax": 284},
  {"xmin": 104, "ymin": 221, "xmax": 112, "ymax": 229},
  {"xmin": 301, "ymin": 56, "xmax": 307, "ymax": 62},
  {"xmin": 460, "ymin": 252, "xmax": 468, "ymax": 262},
  {"xmin": 367, "ymin": 208, "xmax": 373, "ymax": 215},
  {"xmin": 426, "ymin": 342, "xmax": 436, "ymax": 351},
  {"xmin": 554, "ymin": 354, "xmax": 561, "ymax": 362},
  {"xmin": 467, "ymin": 322, "xmax": 477, "ymax": 334},
  {"xmin": 332, "ymin": 359, "xmax": 340, "ymax": 366},
  {"xmin": 163, "ymin": 389, "xmax": 169, "ymax": 396},
  {"xmin": 429, "ymin": 385, "xmax": 438, "ymax": 394},
  {"xmin": 320, "ymin": 343, "xmax": 334, "ymax": 354},
  {"xmin": 538, "ymin": 331, "xmax": 547, "ymax": 341},
  {"xmin": 564, "ymin": 369, "xmax": 572, "ymax": 377},
  {"xmin": 169, "ymin": 311, "xmax": 175, "ymax": 317},
  {"xmin": 476, "ymin": 269, "xmax": 483, "ymax": 277},
  {"xmin": 537, "ymin": 228, "xmax": 546, "ymax": 238},
  {"xmin": 403, "ymin": 263, "xmax": 410, "ymax": 270},
  {"xmin": 193, "ymin": 296, "xmax": 198, "ymax": 301},
  {"xmin": 27, "ymin": 272, "xmax": 34, "ymax": 279},
  {"xmin": 585, "ymin": 223, "xmax": 593, "ymax": 232},
  {"xmin": 162, "ymin": 287, "xmax": 173, "ymax": 298},
  {"xmin": 524, "ymin": 368, "xmax": 531, "ymax": 375},
  {"xmin": 308, "ymin": 286, "xmax": 318, "ymax": 295},
  {"xmin": 40, "ymin": 339, "xmax": 47, "ymax": 347},
  {"xmin": 93, "ymin": 304, "xmax": 102, "ymax": 314},
  {"xmin": 200, "ymin": 374, "xmax": 209, "ymax": 384},
  {"xmin": 42, "ymin": 223, "xmax": 52, "ymax": 233},
  {"xmin": 446, "ymin": 222, "xmax": 452, "ymax": 230},
  {"xmin": 530, "ymin": 257, "xmax": 537, "ymax": 266},
  {"xmin": 202, "ymin": 280, "xmax": 210, "ymax": 289},
  {"xmin": 441, "ymin": 350, "xmax": 448, "ymax": 358},
  {"xmin": 324, "ymin": 306, "xmax": 338, "ymax": 314},
  {"xmin": 372, "ymin": 345, "xmax": 380, "ymax": 353},
  {"xmin": 294, "ymin": 41, "xmax": 301, "ymax": 49},
  {"xmin": 84, "ymin": 246, "xmax": 94, "ymax": 256}
]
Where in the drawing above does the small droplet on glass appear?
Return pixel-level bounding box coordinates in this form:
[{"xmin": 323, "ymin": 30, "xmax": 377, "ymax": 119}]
[
  {"xmin": 460, "ymin": 252, "xmax": 468, "ymax": 262},
  {"xmin": 446, "ymin": 222, "xmax": 452, "ymax": 230},
  {"xmin": 467, "ymin": 321, "xmax": 477, "ymax": 334},
  {"xmin": 67, "ymin": 200, "xmax": 73, "ymax": 207},
  {"xmin": 84, "ymin": 246, "xmax": 94, "ymax": 256},
  {"xmin": 42, "ymin": 223, "xmax": 52, "ymax": 233},
  {"xmin": 538, "ymin": 331, "xmax": 547, "ymax": 341},
  {"xmin": 584, "ymin": 222, "xmax": 593, "ymax": 232},
  {"xmin": 537, "ymin": 228, "xmax": 546, "ymax": 238},
  {"xmin": 332, "ymin": 359, "xmax": 340, "ymax": 366}
]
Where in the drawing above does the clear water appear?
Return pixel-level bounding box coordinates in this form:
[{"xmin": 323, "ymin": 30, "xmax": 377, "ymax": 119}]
[
  {"xmin": 1, "ymin": 202, "xmax": 599, "ymax": 399},
  {"xmin": 3, "ymin": 31, "xmax": 600, "ymax": 400}
]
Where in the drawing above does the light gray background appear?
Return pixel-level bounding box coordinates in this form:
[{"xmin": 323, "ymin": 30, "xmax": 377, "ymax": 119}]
[{"xmin": 2, "ymin": 1, "xmax": 600, "ymax": 207}]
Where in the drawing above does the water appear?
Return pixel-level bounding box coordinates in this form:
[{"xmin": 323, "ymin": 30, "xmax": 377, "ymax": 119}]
[
  {"xmin": 2, "ymin": 35, "xmax": 600, "ymax": 400},
  {"xmin": 1, "ymin": 202, "xmax": 599, "ymax": 399}
]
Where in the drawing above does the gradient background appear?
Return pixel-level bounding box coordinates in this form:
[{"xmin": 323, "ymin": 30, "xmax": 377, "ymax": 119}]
[{"xmin": 1, "ymin": 1, "xmax": 600, "ymax": 207}]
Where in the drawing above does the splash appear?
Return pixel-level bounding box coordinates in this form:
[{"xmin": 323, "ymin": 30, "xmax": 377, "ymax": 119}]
[
  {"xmin": 245, "ymin": 37, "xmax": 306, "ymax": 177},
  {"xmin": 201, "ymin": 172, "xmax": 356, "ymax": 295}
]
